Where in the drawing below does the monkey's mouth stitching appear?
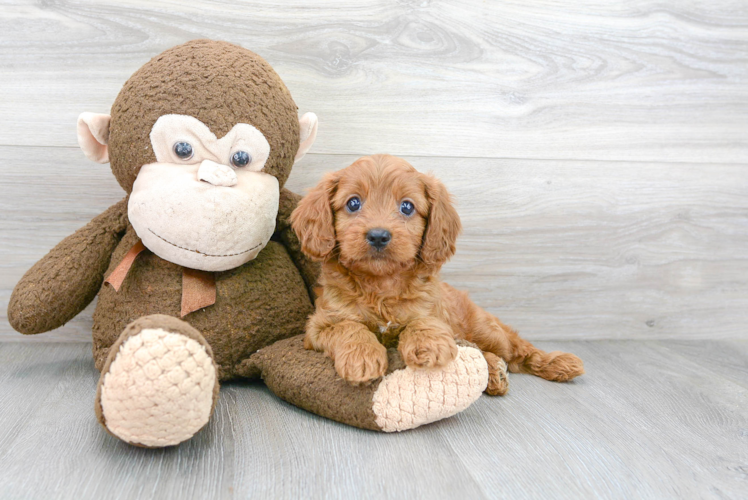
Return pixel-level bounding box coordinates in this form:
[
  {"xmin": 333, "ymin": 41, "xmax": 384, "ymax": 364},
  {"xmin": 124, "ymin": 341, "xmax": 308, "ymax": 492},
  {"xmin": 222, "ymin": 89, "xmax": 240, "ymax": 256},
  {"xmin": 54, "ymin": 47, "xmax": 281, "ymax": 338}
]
[{"xmin": 148, "ymin": 229, "xmax": 262, "ymax": 257}]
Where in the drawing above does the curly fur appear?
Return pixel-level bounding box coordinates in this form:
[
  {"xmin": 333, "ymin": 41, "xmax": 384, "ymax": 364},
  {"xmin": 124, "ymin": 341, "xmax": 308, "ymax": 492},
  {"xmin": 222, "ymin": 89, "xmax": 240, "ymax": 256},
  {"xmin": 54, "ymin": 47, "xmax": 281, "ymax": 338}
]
[{"xmin": 292, "ymin": 154, "xmax": 584, "ymax": 391}]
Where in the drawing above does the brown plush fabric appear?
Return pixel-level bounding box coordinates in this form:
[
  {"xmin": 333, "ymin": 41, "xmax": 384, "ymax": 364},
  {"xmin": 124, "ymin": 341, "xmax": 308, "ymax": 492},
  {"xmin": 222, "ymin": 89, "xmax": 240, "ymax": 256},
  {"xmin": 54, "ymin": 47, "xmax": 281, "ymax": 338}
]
[
  {"xmin": 276, "ymin": 188, "xmax": 321, "ymax": 301},
  {"xmin": 92, "ymin": 226, "xmax": 314, "ymax": 381},
  {"xmin": 8, "ymin": 197, "xmax": 129, "ymax": 334},
  {"xmin": 94, "ymin": 314, "xmax": 221, "ymax": 448},
  {"xmin": 108, "ymin": 39, "xmax": 300, "ymax": 193},
  {"xmin": 242, "ymin": 335, "xmax": 390, "ymax": 431}
]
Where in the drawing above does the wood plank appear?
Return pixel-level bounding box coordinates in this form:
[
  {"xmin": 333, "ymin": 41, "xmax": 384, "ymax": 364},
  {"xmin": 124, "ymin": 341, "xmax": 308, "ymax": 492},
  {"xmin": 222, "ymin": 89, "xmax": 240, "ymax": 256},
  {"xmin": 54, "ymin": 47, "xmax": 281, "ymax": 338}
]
[
  {"xmin": 0, "ymin": 0, "xmax": 746, "ymax": 162},
  {"xmin": 659, "ymin": 339, "xmax": 748, "ymax": 388},
  {"xmin": 0, "ymin": 341, "xmax": 745, "ymax": 499},
  {"xmin": 0, "ymin": 343, "xmax": 235, "ymax": 500},
  {"xmin": 3, "ymin": 148, "xmax": 746, "ymax": 341},
  {"xmin": 440, "ymin": 340, "xmax": 748, "ymax": 499},
  {"xmin": 224, "ymin": 381, "xmax": 486, "ymax": 499}
]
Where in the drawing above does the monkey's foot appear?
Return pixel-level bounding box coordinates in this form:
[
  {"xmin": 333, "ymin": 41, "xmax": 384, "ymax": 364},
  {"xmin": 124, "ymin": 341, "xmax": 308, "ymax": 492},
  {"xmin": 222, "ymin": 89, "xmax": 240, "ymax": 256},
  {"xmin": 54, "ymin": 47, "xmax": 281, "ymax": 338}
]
[{"xmin": 95, "ymin": 315, "xmax": 219, "ymax": 447}]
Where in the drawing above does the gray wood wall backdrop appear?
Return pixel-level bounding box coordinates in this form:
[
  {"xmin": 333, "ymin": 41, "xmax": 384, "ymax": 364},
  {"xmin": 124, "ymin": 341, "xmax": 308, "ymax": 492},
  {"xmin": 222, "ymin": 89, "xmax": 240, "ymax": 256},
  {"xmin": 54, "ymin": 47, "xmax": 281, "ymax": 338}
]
[{"xmin": 1, "ymin": 0, "xmax": 747, "ymax": 342}]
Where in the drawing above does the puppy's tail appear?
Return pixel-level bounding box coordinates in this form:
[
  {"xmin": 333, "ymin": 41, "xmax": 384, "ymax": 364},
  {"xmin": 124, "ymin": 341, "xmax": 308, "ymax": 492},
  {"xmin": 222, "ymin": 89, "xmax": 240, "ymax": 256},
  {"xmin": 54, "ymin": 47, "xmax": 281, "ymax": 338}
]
[
  {"xmin": 502, "ymin": 326, "xmax": 585, "ymax": 382},
  {"xmin": 444, "ymin": 282, "xmax": 584, "ymax": 382}
]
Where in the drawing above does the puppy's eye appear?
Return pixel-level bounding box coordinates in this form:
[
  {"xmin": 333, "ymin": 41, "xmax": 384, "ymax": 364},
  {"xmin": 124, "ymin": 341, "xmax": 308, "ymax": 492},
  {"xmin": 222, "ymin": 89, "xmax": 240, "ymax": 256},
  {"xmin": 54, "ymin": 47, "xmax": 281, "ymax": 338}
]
[
  {"xmin": 231, "ymin": 150, "xmax": 252, "ymax": 168},
  {"xmin": 346, "ymin": 197, "xmax": 362, "ymax": 213},
  {"xmin": 400, "ymin": 200, "xmax": 415, "ymax": 216},
  {"xmin": 173, "ymin": 142, "xmax": 193, "ymax": 160}
]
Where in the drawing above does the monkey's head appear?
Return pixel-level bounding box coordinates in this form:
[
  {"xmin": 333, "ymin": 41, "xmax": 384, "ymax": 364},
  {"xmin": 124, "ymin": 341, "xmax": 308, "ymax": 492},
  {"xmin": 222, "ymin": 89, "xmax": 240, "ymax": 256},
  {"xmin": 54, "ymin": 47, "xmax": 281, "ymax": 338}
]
[{"xmin": 76, "ymin": 40, "xmax": 317, "ymax": 272}]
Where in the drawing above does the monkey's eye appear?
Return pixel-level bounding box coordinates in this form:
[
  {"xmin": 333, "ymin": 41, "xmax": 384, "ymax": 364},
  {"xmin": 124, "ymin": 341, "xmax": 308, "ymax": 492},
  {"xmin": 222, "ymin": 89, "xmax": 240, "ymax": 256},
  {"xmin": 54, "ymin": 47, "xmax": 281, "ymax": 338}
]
[
  {"xmin": 173, "ymin": 142, "xmax": 193, "ymax": 160},
  {"xmin": 346, "ymin": 197, "xmax": 362, "ymax": 213},
  {"xmin": 231, "ymin": 151, "xmax": 252, "ymax": 168},
  {"xmin": 400, "ymin": 200, "xmax": 415, "ymax": 216}
]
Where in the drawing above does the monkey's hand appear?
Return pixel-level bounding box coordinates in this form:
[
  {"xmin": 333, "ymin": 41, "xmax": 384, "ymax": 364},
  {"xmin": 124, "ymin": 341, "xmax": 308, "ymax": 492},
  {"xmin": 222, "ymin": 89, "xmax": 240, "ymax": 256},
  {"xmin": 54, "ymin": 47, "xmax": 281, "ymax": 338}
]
[
  {"xmin": 275, "ymin": 188, "xmax": 320, "ymax": 301},
  {"xmin": 8, "ymin": 197, "xmax": 129, "ymax": 334}
]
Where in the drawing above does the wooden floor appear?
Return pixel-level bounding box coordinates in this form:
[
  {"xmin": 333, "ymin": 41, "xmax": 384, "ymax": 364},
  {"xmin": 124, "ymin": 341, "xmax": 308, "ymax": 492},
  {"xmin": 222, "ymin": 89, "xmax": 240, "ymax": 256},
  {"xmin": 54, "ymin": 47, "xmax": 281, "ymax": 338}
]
[
  {"xmin": 1, "ymin": 0, "xmax": 747, "ymax": 499},
  {"xmin": 0, "ymin": 340, "xmax": 746, "ymax": 499}
]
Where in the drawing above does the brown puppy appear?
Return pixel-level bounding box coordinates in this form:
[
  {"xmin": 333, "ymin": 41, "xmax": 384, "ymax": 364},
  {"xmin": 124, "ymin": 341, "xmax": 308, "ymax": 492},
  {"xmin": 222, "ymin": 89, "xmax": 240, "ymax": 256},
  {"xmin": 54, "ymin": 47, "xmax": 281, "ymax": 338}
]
[{"xmin": 291, "ymin": 154, "xmax": 584, "ymax": 395}]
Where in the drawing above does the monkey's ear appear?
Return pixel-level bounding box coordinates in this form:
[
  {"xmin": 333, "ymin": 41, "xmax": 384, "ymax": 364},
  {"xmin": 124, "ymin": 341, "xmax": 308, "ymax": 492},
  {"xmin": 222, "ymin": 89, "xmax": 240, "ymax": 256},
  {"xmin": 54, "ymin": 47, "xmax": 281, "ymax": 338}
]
[
  {"xmin": 294, "ymin": 112, "xmax": 318, "ymax": 163},
  {"xmin": 77, "ymin": 112, "xmax": 111, "ymax": 163}
]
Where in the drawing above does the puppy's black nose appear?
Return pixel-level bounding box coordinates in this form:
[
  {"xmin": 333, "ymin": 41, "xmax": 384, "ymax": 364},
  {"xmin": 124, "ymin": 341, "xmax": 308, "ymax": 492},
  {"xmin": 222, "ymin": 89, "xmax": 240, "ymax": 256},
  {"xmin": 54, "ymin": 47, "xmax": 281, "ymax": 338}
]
[{"xmin": 366, "ymin": 228, "xmax": 391, "ymax": 250}]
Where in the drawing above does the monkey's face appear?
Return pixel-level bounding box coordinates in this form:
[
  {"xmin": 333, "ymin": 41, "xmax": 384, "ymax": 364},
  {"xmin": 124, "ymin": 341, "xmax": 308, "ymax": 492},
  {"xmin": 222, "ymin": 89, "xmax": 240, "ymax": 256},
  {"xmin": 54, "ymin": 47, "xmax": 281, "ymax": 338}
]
[
  {"xmin": 128, "ymin": 115, "xmax": 279, "ymax": 271},
  {"xmin": 76, "ymin": 41, "xmax": 319, "ymax": 272}
]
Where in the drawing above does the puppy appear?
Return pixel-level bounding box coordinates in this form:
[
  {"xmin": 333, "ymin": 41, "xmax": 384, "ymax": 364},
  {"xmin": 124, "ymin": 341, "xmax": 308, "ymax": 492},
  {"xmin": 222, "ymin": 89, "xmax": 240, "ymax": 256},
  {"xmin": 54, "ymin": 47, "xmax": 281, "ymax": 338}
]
[{"xmin": 291, "ymin": 154, "xmax": 584, "ymax": 395}]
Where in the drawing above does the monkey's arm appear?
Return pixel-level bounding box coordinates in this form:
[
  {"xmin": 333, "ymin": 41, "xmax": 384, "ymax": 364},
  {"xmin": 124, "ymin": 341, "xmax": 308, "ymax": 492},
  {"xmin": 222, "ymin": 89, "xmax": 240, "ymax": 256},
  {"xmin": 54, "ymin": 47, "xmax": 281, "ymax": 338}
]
[
  {"xmin": 8, "ymin": 197, "xmax": 129, "ymax": 334},
  {"xmin": 275, "ymin": 188, "xmax": 320, "ymax": 300}
]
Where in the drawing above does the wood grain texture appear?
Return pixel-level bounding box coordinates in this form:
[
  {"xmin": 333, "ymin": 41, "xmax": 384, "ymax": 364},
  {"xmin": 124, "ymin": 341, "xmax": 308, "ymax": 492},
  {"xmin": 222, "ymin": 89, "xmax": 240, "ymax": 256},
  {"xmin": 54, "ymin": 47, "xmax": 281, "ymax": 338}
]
[
  {"xmin": 2, "ymin": 2, "xmax": 747, "ymax": 499},
  {"xmin": 0, "ymin": 341, "xmax": 745, "ymax": 499},
  {"xmin": 441, "ymin": 339, "xmax": 748, "ymax": 499},
  {"xmin": 2, "ymin": 148, "xmax": 746, "ymax": 341},
  {"xmin": 0, "ymin": 0, "xmax": 747, "ymax": 162}
]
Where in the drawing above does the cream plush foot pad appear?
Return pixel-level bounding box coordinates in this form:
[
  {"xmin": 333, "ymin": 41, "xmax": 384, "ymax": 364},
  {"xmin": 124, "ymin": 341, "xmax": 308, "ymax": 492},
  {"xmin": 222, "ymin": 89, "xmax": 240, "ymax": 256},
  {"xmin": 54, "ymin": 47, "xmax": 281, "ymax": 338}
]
[
  {"xmin": 98, "ymin": 328, "xmax": 217, "ymax": 447},
  {"xmin": 371, "ymin": 345, "xmax": 489, "ymax": 432}
]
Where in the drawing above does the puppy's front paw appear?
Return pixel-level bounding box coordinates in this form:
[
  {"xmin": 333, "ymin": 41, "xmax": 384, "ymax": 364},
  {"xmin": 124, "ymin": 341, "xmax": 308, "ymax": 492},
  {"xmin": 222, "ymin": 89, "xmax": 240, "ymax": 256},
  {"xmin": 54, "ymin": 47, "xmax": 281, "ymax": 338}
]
[
  {"xmin": 399, "ymin": 329, "xmax": 458, "ymax": 369},
  {"xmin": 334, "ymin": 341, "xmax": 388, "ymax": 385}
]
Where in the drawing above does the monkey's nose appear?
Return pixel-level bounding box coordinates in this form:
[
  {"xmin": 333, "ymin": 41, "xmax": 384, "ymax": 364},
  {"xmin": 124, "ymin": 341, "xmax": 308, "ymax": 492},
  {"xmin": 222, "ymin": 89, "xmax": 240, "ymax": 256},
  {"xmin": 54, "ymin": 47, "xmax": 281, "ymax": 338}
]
[
  {"xmin": 366, "ymin": 228, "xmax": 391, "ymax": 251},
  {"xmin": 198, "ymin": 160, "xmax": 238, "ymax": 187}
]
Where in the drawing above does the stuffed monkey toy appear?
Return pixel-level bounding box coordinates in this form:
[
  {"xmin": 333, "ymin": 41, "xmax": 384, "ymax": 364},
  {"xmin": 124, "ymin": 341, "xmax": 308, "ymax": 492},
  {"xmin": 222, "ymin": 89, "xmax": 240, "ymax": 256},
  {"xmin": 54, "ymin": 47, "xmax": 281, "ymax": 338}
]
[{"xmin": 8, "ymin": 40, "xmax": 489, "ymax": 447}]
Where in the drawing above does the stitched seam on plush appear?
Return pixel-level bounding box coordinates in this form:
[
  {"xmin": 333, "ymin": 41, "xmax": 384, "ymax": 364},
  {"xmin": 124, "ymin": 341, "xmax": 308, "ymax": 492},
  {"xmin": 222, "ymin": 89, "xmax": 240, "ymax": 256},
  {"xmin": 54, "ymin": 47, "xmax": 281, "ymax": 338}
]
[{"xmin": 148, "ymin": 228, "xmax": 264, "ymax": 257}]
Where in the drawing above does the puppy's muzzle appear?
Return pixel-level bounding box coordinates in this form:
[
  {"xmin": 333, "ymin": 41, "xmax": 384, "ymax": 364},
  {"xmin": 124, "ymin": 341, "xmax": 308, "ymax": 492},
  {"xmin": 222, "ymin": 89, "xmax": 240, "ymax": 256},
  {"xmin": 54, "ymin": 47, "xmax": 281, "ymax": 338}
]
[{"xmin": 366, "ymin": 228, "xmax": 391, "ymax": 251}]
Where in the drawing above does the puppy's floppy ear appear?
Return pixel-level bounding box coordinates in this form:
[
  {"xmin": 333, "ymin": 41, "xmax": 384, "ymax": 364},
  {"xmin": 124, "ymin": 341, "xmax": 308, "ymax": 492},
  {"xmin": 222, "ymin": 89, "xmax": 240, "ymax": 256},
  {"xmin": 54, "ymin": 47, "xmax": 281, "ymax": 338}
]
[
  {"xmin": 419, "ymin": 173, "xmax": 462, "ymax": 269},
  {"xmin": 291, "ymin": 172, "xmax": 339, "ymax": 261}
]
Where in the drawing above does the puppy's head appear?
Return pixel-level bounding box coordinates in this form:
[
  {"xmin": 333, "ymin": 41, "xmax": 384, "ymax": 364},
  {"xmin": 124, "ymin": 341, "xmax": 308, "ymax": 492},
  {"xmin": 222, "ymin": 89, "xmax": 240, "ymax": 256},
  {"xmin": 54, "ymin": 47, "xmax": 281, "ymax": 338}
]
[{"xmin": 291, "ymin": 154, "xmax": 461, "ymax": 276}]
